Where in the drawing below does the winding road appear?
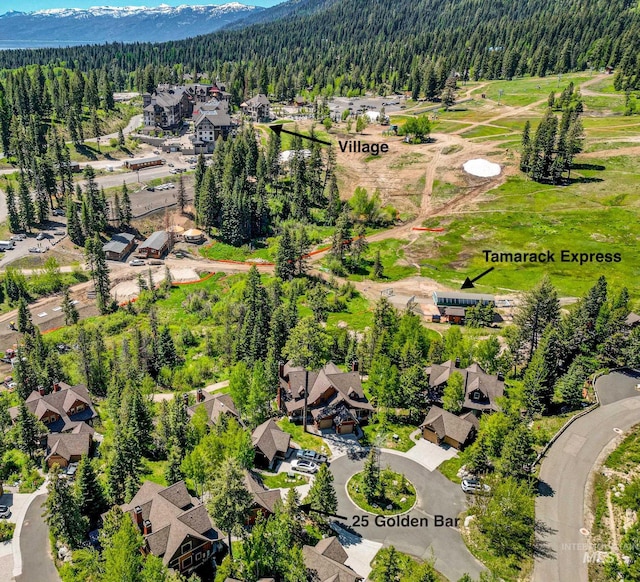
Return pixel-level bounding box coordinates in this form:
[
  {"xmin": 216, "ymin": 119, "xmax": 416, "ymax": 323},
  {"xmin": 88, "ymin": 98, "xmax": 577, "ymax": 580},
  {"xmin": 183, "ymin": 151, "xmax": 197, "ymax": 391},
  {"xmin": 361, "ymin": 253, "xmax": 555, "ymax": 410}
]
[
  {"xmin": 330, "ymin": 452, "xmax": 485, "ymax": 581},
  {"xmin": 534, "ymin": 370, "xmax": 640, "ymax": 582}
]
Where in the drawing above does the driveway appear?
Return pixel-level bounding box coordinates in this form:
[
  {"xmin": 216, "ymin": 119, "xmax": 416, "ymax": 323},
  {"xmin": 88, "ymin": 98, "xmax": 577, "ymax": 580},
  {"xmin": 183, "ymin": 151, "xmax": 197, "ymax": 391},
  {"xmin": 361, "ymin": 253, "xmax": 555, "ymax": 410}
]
[
  {"xmin": 402, "ymin": 437, "xmax": 459, "ymax": 471},
  {"xmin": 330, "ymin": 452, "xmax": 485, "ymax": 581},
  {"xmin": 593, "ymin": 368, "xmax": 640, "ymax": 406},
  {"xmin": 534, "ymin": 392, "xmax": 640, "ymax": 582},
  {"xmin": 14, "ymin": 494, "xmax": 60, "ymax": 582}
]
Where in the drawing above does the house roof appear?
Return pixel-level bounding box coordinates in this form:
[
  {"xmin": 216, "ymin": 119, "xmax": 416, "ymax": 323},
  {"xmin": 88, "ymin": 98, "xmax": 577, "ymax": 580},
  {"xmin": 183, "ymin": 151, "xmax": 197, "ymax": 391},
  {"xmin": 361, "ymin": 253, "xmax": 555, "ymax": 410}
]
[
  {"xmin": 281, "ymin": 362, "xmax": 373, "ymax": 419},
  {"xmin": 193, "ymin": 109, "xmax": 233, "ymax": 128},
  {"xmin": 121, "ymin": 480, "xmax": 221, "ymax": 566},
  {"xmin": 445, "ymin": 307, "xmax": 466, "ymax": 317},
  {"xmin": 427, "ymin": 360, "xmax": 504, "ymax": 412},
  {"xmin": 251, "ymin": 419, "xmax": 290, "ymax": 464},
  {"xmin": 187, "ymin": 392, "xmax": 240, "ymax": 425},
  {"xmin": 46, "ymin": 432, "xmax": 91, "ymax": 463},
  {"xmin": 10, "ymin": 382, "xmax": 97, "ymax": 433},
  {"xmin": 420, "ymin": 405, "xmax": 476, "ymax": 445},
  {"xmin": 103, "ymin": 232, "xmax": 135, "ymax": 255},
  {"xmin": 140, "ymin": 231, "xmax": 169, "ymax": 251},
  {"xmin": 244, "ymin": 471, "xmax": 282, "ymax": 514},
  {"xmin": 303, "ymin": 537, "xmax": 362, "ymax": 581},
  {"xmin": 244, "ymin": 94, "xmax": 270, "ymax": 107}
]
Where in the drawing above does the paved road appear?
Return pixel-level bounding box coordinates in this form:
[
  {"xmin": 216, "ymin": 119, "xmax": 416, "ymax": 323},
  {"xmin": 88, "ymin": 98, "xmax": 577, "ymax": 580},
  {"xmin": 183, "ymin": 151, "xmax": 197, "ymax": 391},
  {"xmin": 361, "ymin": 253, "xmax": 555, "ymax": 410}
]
[
  {"xmin": 330, "ymin": 452, "xmax": 485, "ymax": 581},
  {"xmin": 14, "ymin": 494, "xmax": 60, "ymax": 582},
  {"xmin": 534, "ymin": 375, "xmax": 640, "ymax": 582}
]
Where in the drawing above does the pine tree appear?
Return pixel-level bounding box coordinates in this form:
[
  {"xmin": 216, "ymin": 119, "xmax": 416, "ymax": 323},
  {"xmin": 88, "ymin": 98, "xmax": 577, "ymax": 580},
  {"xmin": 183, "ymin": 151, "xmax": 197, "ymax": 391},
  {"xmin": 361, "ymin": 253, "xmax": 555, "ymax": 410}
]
[
  {"xmin": 442, "ymin": 371, "xmax": 465, "ymax": 414},
  {"xmin": 177, "ymin": 174, "xmax": 187, "ymax": 214},
  {"xmin": 66, "ymin": 191, "xmax": 84, "ymax": 245},
  {"xmin": 331, "ymin": 207, "xmax": 352, "ymax": 264},
  {"xmin": 16, "ymin": 401, "xmax": 40, "ymax": 458},
  {"xmin": 5, "ymin": 183, "xmax": 20, "ymax": 233},
  {"xmin": 17, "ymin": 296, "xmax": 34, "ymax": 334},
  {"xmin": 44, "ymin": 464, "xmax": 88, "ymax": 548},
  {"xmin": 113, "ymin": 190, "xmax": 121, "ymax": 227},
  {"xmin": 85, "ymin": 234, "xmax": 112, "ymax": 314},
  {"xmin": 157, "ymin": 325, "xmax": 179, "ymax": 369},
  {"xmin": 275, "ymin": 226, "xmax": 296, "ymax": 281},
  {"xmin": 17, "ymin": 172, "xmax": 35, "ymax": 232},
  {"xmin": 74, "ymin": 455, "xmax": 107, "ymax": 526},
  {"xmin": 164, "ymin": 437, "xmax": 184, "ymax": 485},
  {"xmin": 520, "ymin": 120, "xmax": 532, "ymax": 173},
  {"xmin": 372, "ymin": 250, "xmax": 384, "ymax": 279},
  {"xmin": 306, "ymin": 463, "xmax": 338, "ymax": 522},
  {"xmin": 206, "ymin": 458, "xmax": 253, "ymax": 560},
  {"xmin": 120, "ymin": 181, "xmax": 132, "ymax": 227},
  {"xmin": 62, "ymin": 287, "xmax": 79, "ymax": 325},
  {"xmin": 499, "ymin": 423, "xmax": 535, "ymax": 479},
  {"xmin": 362, "ymin": 449, "xmax": 380, "ymax": 503}
]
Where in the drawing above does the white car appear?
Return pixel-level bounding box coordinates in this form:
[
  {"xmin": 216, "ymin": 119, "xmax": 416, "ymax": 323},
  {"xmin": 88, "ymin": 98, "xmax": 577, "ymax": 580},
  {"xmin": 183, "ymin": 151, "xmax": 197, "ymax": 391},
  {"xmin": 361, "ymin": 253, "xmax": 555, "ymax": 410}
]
[
  {"xmin": 461, "ymin": 478, "xmax": 491, "ymax": 494},
  {"xmin": 291, "ymin": 459, "xmax": 319, "ymax": 474},
  {"xmin": 0, "ymin": 505, "xmax": 10, "ymax": 519},
  {"xmin": 36, "ymin": 233, "xmax": 45, "ymax": 241},
  {"xmin": 129, "ymin": 259, "xmax": 146, "ymax": 266}
]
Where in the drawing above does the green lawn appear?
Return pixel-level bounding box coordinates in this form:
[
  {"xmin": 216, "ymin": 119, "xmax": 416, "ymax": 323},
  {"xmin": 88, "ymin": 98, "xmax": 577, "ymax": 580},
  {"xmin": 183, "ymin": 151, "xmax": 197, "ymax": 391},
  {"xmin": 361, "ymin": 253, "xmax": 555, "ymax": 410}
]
[
  {"xmin": 141, "ymin": 459, "xmax": 168, "ymax": 487},
  {"xmin": 277, "ymin": 418, "xmax": 330, "ymax": 455},
  {"xmin": 361, "ymin": 422, "xmax": 418, "ymax": 452},
  {"xmin": 438, "ymin": 455, "xmax": 464, "ymax": 484},
  {"xmin": 344, "ymin": 239, "xmax": 418, "ymax": 282},
  {"xmin": 347, "ymin": 469, "xmax": 416, "ymax": 515},
  {"xmin": 260, "ymin": 471, "xmax": 309, "ymax": 489},
  {"xmin": 412, "ymin": 154, "xmax": 640, "ymax": 299}
]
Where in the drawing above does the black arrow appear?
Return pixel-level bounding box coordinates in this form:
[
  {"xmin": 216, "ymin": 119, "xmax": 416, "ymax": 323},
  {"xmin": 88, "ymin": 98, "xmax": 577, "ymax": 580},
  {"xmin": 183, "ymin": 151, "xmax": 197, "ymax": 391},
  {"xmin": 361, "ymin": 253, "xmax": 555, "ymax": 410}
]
[
  {"xmin": 270, "ymin": 124, "xmax": 332, "ymax": 146},
  {"xmin": 461, "ymin": 267, "xmax": 495, "ymax": 289},
  {"xmin": 299, "ymin": 503, "xmax": 348, "ymax": 521}
]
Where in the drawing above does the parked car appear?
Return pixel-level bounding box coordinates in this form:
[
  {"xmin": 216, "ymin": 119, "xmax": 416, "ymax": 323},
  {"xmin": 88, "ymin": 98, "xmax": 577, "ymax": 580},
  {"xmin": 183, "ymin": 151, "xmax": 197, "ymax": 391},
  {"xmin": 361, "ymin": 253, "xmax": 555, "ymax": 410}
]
[
  {"xmin": 0, "ymin": 505, "xmax": 11, "ymax": 519},
  {"xmin": 296, "ymin": 449, "xmax": 328, "ymax": 464},
  {"xmin": 149, "ymin": 259, "xmax": 164, "ymax": 265},
  {"xmin": 461, "ymin": 478, "xmax": 491, "ymax": 494},
  {"xmin": 52, "ymin": 208, "xmax": 65, "ymax": 216},
  {"xmin": 291, "ymin": 459, "xmax": 319, "ymax": 474},
  {"xmin": 28, "ymin": 247, "xmax": 44, "ymax": 253},
  {"xmin": 153, "ymin": 150, "xmax": 160, "ymax": 154},
  {"xmin": 168, "ymin": 162, "xmax": 174, "ymax": 167},
  {"xmin": 65, "ymin": 463, "xmax": 79, "ymax": 479},
  {"xmin": 6, "ymin": 381, "xmax": 16, "ymax": 390},
  {"xmin": 146, "ymin": 186, "xmax": 155, "ymax": 191},
  {"xmin": 129, "ymin": 259, "xmax": 146, "ymax": 266},
  {"xmin": 54, "ymin": 230, "xmax": 65, "ymax": 236},
  {"xmin": 10, "ymin": 234, "xmax": 25, "ymax": 241},
  {"xmin": 36, "ymin": 232, "xmax": 45, "ymax": 241}
]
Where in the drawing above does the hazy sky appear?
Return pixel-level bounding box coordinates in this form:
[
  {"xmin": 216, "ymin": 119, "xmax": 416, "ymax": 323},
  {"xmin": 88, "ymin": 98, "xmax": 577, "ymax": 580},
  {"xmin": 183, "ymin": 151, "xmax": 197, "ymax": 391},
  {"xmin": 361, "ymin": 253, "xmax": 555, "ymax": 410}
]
[{"xmin": 7, "ymin": 0, "xmax": 283, "ymax": 12}]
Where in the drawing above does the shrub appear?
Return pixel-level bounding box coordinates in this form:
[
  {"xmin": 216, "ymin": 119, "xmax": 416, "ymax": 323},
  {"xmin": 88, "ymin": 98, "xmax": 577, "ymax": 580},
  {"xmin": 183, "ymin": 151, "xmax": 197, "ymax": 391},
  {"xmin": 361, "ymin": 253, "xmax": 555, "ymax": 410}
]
[{"xmin": 0, "ymin": 521, "xmax": 16, "ymax": 542}]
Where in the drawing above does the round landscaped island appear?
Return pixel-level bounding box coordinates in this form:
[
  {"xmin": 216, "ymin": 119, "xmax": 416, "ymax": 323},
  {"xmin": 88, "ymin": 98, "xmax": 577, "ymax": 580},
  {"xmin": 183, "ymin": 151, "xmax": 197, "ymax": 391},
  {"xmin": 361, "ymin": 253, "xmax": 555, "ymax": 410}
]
[{"xmin": 347, "ymin": 468, "xmax": 417, "ymax": 515}]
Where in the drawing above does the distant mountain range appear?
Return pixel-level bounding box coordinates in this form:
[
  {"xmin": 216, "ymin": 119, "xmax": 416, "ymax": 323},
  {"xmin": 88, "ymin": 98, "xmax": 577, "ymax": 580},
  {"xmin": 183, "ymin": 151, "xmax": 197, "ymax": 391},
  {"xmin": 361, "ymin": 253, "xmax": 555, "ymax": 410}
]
[{"xmin": 0, "ymin": 4, "xmax": 264, "ymax": 46}]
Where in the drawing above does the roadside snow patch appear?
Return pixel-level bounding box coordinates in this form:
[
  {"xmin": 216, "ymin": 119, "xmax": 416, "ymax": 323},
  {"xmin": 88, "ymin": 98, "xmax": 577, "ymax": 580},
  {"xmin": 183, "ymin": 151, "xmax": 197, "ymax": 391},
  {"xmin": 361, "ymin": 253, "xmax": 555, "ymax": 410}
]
[{"xmin": 463, "ymin": 158, "xmax": 501, "ymax": 177}]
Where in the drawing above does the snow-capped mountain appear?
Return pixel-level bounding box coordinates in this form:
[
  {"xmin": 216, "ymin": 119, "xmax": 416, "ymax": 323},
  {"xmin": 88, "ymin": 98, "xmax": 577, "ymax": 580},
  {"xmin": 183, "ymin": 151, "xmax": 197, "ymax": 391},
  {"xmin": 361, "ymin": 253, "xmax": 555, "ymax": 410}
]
[{"xmin": 0, "ymin": 4, "xmax": 263, "ymax": 46}]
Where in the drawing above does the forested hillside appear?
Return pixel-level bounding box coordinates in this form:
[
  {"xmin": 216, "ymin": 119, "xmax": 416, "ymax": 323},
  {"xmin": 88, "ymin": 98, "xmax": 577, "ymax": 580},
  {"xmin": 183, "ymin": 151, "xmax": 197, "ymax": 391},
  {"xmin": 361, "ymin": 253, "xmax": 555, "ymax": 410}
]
[{"xmin": 0, "ymin": 0, "xmax": 638, "ymax": 96}]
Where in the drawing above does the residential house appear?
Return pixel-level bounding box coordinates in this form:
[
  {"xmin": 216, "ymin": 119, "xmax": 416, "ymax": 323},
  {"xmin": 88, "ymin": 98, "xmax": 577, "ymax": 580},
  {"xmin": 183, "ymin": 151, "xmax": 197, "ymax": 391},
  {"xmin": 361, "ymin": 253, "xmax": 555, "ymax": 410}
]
[
  {"xmin": 243, "ymin": 471, "xmax": 281, "ymax": 525},
  {"xmin": 251, "ymin": 419, "xmax": 291, "ymax": 469},
  {"xmin": 426, "ymin": 360, "xmax": 505, "ymax": 414},
  {"xmin": 420, "ymin": 405, "xmax": 478, "ymax": 450},
  {"xmin": 9, "ymin": 382, "xmax": 97, "ymax": 433},
  {"xmin": 241, "ymin": 94, "xmax": 271, "ymax": 122},
  {"xmin": 444, "ymin": 306, "xmax": 466, "ymax": 325},
  {"xmin": 303, "ymin": 537, "xmax": 364, "ymax": 582},
  {"xmin": 45, "ymin": 430, "xmax": 93, "ymax": 468},
  {"xmin": 186, "ymin": 389, "xmax": 241, "ymax": 427},
  {"xmin": 103, "ymin": 232, "xmax": 136, "ymax": 261},
  {"xmin": 278, "ymin": 361, "xmax": 373, "ymax": 434},
  {"xmin": 119, "ymin": 481, "xmax": 225, "ymax": 575},
  {"xmin": 139, "ymin": 231, "xmax": 170, "ymax": 259}
]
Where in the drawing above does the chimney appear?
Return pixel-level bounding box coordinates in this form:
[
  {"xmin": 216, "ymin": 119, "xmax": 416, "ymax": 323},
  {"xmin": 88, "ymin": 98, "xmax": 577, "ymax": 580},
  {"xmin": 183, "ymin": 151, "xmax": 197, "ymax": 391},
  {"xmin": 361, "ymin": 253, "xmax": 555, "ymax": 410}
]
[
  {"xmin": 278, "ymin": 361, "xmax": 285, "ymax": 379},
  {"xmin": 351, "ymin": 360, "xmax": 359, "ymax": 373},
  {"xmin": 455, "ymin": 357, "xmax": 460, "ymax": 368},
  {"xmin": 143, "ymin": 519, "xmax": 152, "ymax": 535},
  {"xmin": 134, "ymin": 506, "xmax": 143, "ymax": 530},
  {"xmin": 197, "ymin": 388, "xmax": 204, "ymax": 403},
  {"xmin": 53, "ymin": 381, "xmax": 61, "ymax": 392},
  {"xmin": 182, "ymin": 393, "xmax": 189, "ymax": 406}
]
